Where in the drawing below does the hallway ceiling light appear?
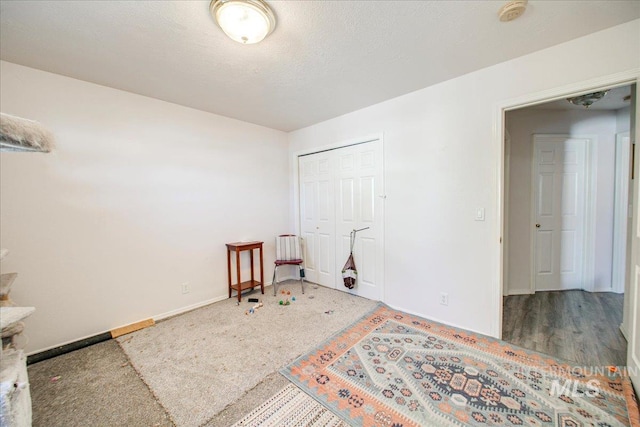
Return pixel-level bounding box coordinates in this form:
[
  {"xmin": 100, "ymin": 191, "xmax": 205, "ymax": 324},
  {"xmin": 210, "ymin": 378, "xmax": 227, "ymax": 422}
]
[
  {"xmin": 210, "ymin": 0, "xmax": 276, "ymax": 44},
  {"xmin": 566, "ymin": 90, "xmax": 610, "ymax": 108}
]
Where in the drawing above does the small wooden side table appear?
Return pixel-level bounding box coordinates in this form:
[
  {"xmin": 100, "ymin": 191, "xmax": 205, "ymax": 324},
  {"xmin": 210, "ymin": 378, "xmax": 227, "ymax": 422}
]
[{"xmin": 226, "ymin": 241, "xmax": 264, "ymax": 302}]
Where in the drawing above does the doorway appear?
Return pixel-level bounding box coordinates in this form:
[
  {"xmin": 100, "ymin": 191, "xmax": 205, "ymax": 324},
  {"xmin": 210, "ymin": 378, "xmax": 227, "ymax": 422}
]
[{"xmin": 501, "ymin": 83, "xmax": 635, "ymax": 366}]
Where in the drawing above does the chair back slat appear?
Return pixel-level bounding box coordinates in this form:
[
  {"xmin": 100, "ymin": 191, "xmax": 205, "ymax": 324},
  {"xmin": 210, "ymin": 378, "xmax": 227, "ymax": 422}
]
[{"xmin": 276, "ymin": 235, "xmax": 302, "ymax": 261}]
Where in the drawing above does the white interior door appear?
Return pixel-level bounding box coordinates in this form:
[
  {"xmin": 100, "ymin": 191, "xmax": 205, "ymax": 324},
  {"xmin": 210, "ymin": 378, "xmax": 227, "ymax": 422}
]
[
  {"xmin": 299, "ymin": 152, "xmax": 335, "ymax": 288},
  {"xmin": 626, "ymin": 84, "xmax": 639, "ymax": 390},
  {"xmin": 335, "ymin": 141, "xmax": 384, "ymax": 300},
  {"xmin": 298, "ymin": 139, "xmax": 384, "ymax": 301},
  {"xmin": 532, "ymin": 135, "xmax": 587, "ymax": 291}
]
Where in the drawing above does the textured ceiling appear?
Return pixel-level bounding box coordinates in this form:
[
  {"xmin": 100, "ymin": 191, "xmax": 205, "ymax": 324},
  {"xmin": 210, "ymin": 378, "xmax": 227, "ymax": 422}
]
[{"xmin": 1, "ymin": 1, "xmax": 639, "ymax": 131}]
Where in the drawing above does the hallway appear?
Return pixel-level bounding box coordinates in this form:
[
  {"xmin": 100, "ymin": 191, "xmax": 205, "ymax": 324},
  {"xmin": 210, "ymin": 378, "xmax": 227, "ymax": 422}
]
[{"xmin": 502, "ymin": 290, "xmax": 627, "ymax": 366}]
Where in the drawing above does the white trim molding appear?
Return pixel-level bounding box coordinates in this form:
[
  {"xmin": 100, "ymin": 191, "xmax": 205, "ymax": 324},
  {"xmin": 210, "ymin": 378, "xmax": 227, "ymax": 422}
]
[{"xmin": 612, "ymin": 132, "xmax": 632, "ymax": 294}]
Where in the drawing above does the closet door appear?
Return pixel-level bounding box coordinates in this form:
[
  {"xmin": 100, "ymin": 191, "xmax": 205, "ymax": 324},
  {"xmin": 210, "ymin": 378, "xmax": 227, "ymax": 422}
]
[
  {"xmin": 298, "ymin": 139, "xmax": 384, "ymax": 301},
  {"xmin": 299, "ymin": 152, "xmax": 335, "ymax": 288},
  {"xmin": 335, "ymin": 141, "xmax": 384, "ymax": 301}
]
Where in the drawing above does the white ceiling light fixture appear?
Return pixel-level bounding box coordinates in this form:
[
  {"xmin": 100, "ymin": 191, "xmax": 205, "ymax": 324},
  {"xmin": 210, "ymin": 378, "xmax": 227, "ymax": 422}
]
[
  {"xmin": 566, "ymin": 90, "xmax": 610, "ymax": 108},
  {"xmin": 210, "ymin": 0, "xmax": 276, "ymax": 44}
]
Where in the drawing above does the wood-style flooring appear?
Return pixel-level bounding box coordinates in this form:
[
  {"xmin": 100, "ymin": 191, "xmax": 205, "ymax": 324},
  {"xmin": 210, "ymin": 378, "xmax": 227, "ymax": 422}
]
[{"xmin": 502, "ymin": 290, "xmax": 627, "ymax": 367}]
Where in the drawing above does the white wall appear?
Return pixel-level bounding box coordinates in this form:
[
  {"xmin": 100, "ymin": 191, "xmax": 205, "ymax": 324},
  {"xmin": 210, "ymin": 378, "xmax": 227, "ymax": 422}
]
[
  {"xmin": 505, "ymin": 109, "xmax": 618, "ymax": 294},
  {"xmin": 617, "ymin": 106, "xmax": 632, "ymax": 133},
  {"xmin": 288, "ymin": 20, "xmax": 640, "ymax": 337},
  {"xmin": 621, "ymin": 93, "xmax": 637, "ymax": 339},
  {"xmin": 0, "ymin": 61, "xmax": 289, "ymax": 354}
]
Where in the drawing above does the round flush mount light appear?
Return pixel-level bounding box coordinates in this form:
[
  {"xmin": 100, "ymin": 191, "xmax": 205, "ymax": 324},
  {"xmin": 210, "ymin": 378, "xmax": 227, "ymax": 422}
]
[
  {"xmin": 567, "ymin": 90, "xmax": 610, "ymax": 108},
  {"xmin": 210, "ymin": 0, "xmax": 276, "ymax": 44},
  {"xmin": 498, "ymin": 0, "xmax": 528, "ymax": 22}
]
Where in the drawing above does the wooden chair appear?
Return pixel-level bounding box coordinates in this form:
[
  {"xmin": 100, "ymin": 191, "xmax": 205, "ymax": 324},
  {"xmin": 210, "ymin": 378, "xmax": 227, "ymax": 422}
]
[{"xmin": 272, "ymin": 235, "xmax": 305, "ymax": 296}]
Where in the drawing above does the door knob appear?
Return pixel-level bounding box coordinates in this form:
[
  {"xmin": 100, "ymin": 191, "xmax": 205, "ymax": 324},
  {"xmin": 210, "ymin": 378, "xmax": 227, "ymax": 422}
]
[{"xmin": 535, "ymin": 224, "xmax": 541, "ymax": 228}]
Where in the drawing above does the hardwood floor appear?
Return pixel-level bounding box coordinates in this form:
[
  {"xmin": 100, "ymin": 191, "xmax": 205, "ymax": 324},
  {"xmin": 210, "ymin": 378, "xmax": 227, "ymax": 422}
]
[{"xmin": 502, "ymin": 290, "xmax": 627, "ymax": 367}]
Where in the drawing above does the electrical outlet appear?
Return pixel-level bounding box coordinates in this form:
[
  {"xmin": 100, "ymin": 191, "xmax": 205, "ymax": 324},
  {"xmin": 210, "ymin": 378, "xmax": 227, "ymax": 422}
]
[
  {"xmin": 181, "ymin": 283, "xmax": 190, "ymax": 294},
  {"xmin": 439, "ymin": 292, "xmax": 448, "ymax": 306}
]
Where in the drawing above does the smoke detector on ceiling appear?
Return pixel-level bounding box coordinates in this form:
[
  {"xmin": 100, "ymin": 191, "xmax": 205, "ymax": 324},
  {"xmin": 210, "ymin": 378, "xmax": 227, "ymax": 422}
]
[{"xmin": 499, "ymin": 0, "xmax": 528, "ymax": 22}]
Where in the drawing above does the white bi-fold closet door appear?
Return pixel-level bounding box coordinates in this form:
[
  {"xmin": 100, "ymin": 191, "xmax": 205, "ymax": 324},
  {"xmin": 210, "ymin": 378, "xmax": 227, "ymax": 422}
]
[{"xmin": 298, "ymin": 139, "xmax": 384, "ymax": 301}]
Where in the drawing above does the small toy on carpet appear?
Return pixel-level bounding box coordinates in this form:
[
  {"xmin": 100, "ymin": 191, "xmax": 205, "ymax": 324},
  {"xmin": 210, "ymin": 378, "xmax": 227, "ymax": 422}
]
[{"xmin": 245, "ymin": 302, "xmax": 263, "ymax": 314}]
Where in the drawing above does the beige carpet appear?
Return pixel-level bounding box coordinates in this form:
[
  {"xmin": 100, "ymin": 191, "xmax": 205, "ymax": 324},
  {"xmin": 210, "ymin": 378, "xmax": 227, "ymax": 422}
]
[{"xmin": 117, "ymin": 282, "xmax": 377, "ymax": 426}]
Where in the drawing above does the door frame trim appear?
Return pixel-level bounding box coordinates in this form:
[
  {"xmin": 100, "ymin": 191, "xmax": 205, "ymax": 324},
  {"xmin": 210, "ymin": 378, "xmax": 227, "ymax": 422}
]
[
  {"xmin": 493, "ymin": 69, "xmax": 639, "ymax": 339},
  {"xmin": 612, "ymin": 132, "xmax": 632, "ymax": 294},
  {"xmin": 630, "ymin": 81, "xmax": 640, "ymax": 390},
  {"xmin": 292, "ymin": 133, "xmax": 386, "ymax": 300},
  {"xmin": 529, "ymin": 134, "xmax": 594, "ymax": 293}
]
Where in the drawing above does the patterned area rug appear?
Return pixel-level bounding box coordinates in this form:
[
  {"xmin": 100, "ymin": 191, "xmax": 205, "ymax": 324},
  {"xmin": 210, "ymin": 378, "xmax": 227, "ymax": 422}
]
[
  {"xmin": 232, "ymin": 384, "xmax": 348, "ymax": 427},
  {"xmin": 282, "ymin": 303, "xmax": 639, "ymax": 426}
]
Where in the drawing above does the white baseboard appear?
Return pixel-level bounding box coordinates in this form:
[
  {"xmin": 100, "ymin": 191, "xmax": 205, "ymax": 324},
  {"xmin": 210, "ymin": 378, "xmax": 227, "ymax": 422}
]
[
  {"xmin": 507, "ymin": 286, "xmax": 622, "ymax": 296},
  {"xmin": 505, "ymin": 289, "xmax": 534, "ymax": 296},
  {"xmin": 28, "ymin": 283, "xmax": 286, "ymax": 356},
  {"xmin": 534, "ymin": 285, "xmax": 618, "ymax": 293},
  {"xmin": 384, "ymin": 302, "xmax": 496, "ymax": 339},
  {"xmin": 620, "ymin": 323, "xmax": 629, "ymax": 341},
  {"xmin": 585, "ymin": 284, "xmax": 617, "ymax": 293},
  {"xmin": 148, "ymin": 280, "xmax": 285, "ymax": 322},
  {"xmin": 153, "ymin": 295, "xmax": 227, "ymax": 322}
]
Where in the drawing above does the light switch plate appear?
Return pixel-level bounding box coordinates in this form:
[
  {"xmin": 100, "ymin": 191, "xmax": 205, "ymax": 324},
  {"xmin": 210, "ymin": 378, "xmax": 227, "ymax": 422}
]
[{"xmin": 475, "ymin": 208, "xmax": 485, "ymax": 221}]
